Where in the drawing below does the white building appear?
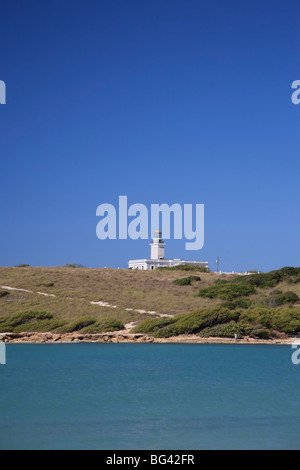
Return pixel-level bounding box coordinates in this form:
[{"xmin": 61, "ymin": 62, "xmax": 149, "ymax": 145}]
[{"xmin": 128, "ymin": 230, "xmax": 209, "ymax": 270}]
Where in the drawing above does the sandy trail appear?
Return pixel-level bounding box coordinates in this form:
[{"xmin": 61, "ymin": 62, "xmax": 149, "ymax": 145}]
[{"xmin": 0, "ymin": 285, "xmax": 174, "ymax": 319}]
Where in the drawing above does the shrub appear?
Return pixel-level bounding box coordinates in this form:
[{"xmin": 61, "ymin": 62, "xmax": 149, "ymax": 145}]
[
  {"xmin": 268, "ymin": 290, "xmax": 299, "ymax": 307},
  {"xmin": 189, "ymin": 276, "xmax": 201, "ymax": 282},
  {"xmin": 279, "ymin": 291, "xmax": 299, "ymax": 304},
  {"xmin": 239, "ymin": 307, "xmax": 300, "ymax": 335},
  {"xmin": 270, "ymin": 308, "xmax": 300, "ymax": 334},
  {"xmin": 131, "ymin": 317, "xmax": 176, "ymax": 334},
  {"xmin": 153, "ymin": 323, "xmax": 184, "ymax": 338},
  {"xmin": 130, "ymin": 303, "xmax": 300, "ymax": 339},
  {"xmin": 14, "ymin": 318, "xmax": 65, "ymax": 333},
  {"xmin": 80, "ymin": 318, "xmax": 125, "ymax": 333},
  {"xmin": 244, "ymin": 267, "xmax": 300, "ymax": 288},
  {"xmin": 0, "ymin": 310, "xmax": 64, "ymax": 333},
  {"xmin": 199, "ymin": 268, "xmax": 300, "ymax": 302},
  {"xmin": 198, "ymin": 281, "xmax": 255, "ymax": 300},
  {"xmin": 199, "ymin": 321, "xmax": 245, "ymax": 339},
  {"xmin": 0, "ymin": 290, "xmax": 10, "ymax": 298},
  {"xmin": 64, "ymin": 264, "xmax": 86, "ymax": 268},
  {"xmin": 291, "ymin": 275, "xmax": 300, "ymax": 284},
  {"xmin": 173, "ymin": 277, "xmax": 191, "ymax": 286},
  {"xmin": 223, "ymin": 299, "xmax": 252, "ymax": 309},
  {"xmin": 159, "ymin": 265, "xmax": 210, "ymax": 273},
  {"xmin": 239, "ymin": 307, "xmax": 273, "ymax": 329},
  {"xmin": 173, "ymin": 275, "xmax": 202, "ymax": 286},
  {"xmin": 136, "ymin": 306, "xmax": 241, "ymax": 338},
  {"xmin": 250, "ymin": 328, "xmax": 272, "ymax": 340},
  {"xmin": 64, "ymin": 316, "xmax": 97, "ymax": 332}
]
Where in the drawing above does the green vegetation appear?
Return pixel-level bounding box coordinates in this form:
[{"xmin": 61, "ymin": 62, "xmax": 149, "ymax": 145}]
[
  {"xmin": 198, "ymin": 267, "xmax": 300, "ymax": 301},
  {"xmin": 63, "ymin": 264, "xmax": 86, "ymax": 268},
  {"xmin": 131, "ymin": 317, "xmax": 176, "ymax": 335},
  {"xmin": 173, "ymin": 275, "xmax": 201, "ymax": 286},
  {"xmin": 199, "ymin": 321, "xmax": 245, "ymax": 339},
  {"xmin": 62, "ymin": 316, "xmax": 124, "ymax": 333},
  {"xmin": 243, "ymin": 267, "xmax": 300, "ymax": 288},
  {"xmin": 267, "ymin": 290, "xmax": 299, "ymax": 307},
  {"xmin": 63, "ymin": 316, "xmax": 97, "ymax": 332},
  {"xmin": 250, "ymin": 328, "xmax": 272, "ymax": 339},
  {"xmin": 0, "ymin": 311, "xmax": 124, "ymax": 334},
  {"xmin": 80, "ymin": 318, "xmax": 125, "ymax": 333},
  {"xmin": 1, "ymin": 265, "xmax": 300, "ymax": 339},
  {"xmin": 198, "ymin": 280, "xmax": 256, "ymax": 300},
  {"xmin": 173, "ymin": 277, "xmax": 191, "ymax": 286},
  {"xmin": 0, "ymin": 311, "xmax": 64, "ymax": 333},
  {"xmin": 132, "ymin": 304, "xmax": 300, "ymax": 339},
  {"xmin": 222, "ymin": 299, "xmax": 252, "ymax": 309},
  {"xmin": 0, "ymin": 265, "xmax": 221, "ymax": 320},
  {"xmin": 159, "ymin": 264, "xmax": 210, "ymax": 273},
  {"xmin": 132, "ymin": 306, "xmax": 240, "ymax": 338},
  {"xmin": 0, "ymin": 290, "xmax": 10, "ymax": 298}
]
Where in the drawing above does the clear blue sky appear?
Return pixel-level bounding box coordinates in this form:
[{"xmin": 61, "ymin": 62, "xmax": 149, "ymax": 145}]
[{"xmin": 0, "ymin": 0, "xmax": 299, "ymax": 272}]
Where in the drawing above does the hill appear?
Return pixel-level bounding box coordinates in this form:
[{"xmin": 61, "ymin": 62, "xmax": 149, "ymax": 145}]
[{"xmin": 0, "ymin": 265, "xmax": 300, "ymax": 340}]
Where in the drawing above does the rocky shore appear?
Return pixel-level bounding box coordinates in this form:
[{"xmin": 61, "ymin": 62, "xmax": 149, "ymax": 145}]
[
  {"xmin": 0, "ymin": 331, "xmax": 156, "ymax": 344},
  {"xmin": 0, "ymin": 331, "xmax": 298, "ymax": 345}
]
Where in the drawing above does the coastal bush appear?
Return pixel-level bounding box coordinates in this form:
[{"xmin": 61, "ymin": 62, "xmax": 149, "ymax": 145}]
[
  {"xmin": 223, "ymin": 299, "xmax": 252, "ymax": 310},
  {"xmin": 273, "ymin": 291, "xmax": 299, "ymax": 306},
  {"xmin": 199, "ymin": 321, "xmax": 245, "ymax": 339},
  {"xmin": 131, "ymin": 303, "xmax": 300, "ymax": 339},
  {"xmin": 239, "ymin": 307, "xmax": 300, "ymax": 335},
  {"xmin": 239, "ymin": 307, "xmax": 272, "ymax": 328},
  {"xmin": 198, "ymin": 281, "xmax": 256, "ymax": 300},
  {"xmin": 290, "ymin": 275, "xmax": 300, "ymax": 284},
  {"xmin": 0, "ymin": 290, "xmax": 10, "ymax": 298},
  {"xmin": 138, "ymin": 306, "xmax": 241, "ymax": 338},
  {"xmin": 250, "ymin": 328, "xmax": 272, "ymax": 340},
  {"xmin": 264, "ymin": 290, "xmax": 299, "ymax": 307},
  {"xmin": 14, "ymin": 318, "xmax": 65, "ymax": 333},
  {"xmin": 0, "ymin": 310, "xmax": 64, "ymax": 333},
  {"xmin": 270, "ymin": 308, "xmax": 300, "ymax": 334},
  {"xmin": 173, "ymin": 276, "xmax": 202, "ymax": 286},
  {"xmin": 189, "ymin": 275, "xmax": 201, "ymax": 281},
  {"xmin": 80, "ymin": 318, "xmax": 125, "ymax": 333},
  {"xmin": 198, "ymin": 267, "xmax": 300, "ymax": 302},
  {"xmin": 63, "ymin": 264, "xmax": 86, "ymax": 268},
  {"xmin": 159, "ymin": 265, "xmax": 210, "ymax": 273},
  {"xmin": 238, "ymin": 267, "xmax": 300, "ymax": 289},
  {"xmin": 173, "ymin": 277, "xmax": 192, "ymax": 286},
  {"xmin": 131, "ymin": 317, "xmax": 176, "ymax": 335},
  {"xmin": 63, "ymin": 316, "xmax": 97, "ymax": 332}
]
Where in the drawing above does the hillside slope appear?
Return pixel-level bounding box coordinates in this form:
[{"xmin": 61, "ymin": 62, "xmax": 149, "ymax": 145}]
[{"xmin": 1, "ymin": 266, "xmax": 300, "ymax": 339}]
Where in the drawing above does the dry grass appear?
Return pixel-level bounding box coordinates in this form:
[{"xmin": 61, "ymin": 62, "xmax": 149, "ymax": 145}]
[
  {"xmin": 1, "ymin": 266, "xmax": 300, "ymax": 334},
  {"xmin": 0, "ymin": 266, "xmax": 222, "ymax": 322}
]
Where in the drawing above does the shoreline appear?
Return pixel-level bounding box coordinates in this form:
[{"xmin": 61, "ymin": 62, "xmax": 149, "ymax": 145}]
[{"xmin": 0, "ymin": 331, "xmax": 298, "ymax": 345}]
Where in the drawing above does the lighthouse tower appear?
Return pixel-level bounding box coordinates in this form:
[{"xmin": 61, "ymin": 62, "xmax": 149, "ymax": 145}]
[{"xmin": 150, "ymin": 229, "xmax": 165, "ymax": 260}]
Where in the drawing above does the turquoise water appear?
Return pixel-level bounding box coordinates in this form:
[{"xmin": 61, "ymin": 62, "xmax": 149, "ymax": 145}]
[{"xmin": 0, "ymin": 343, "xmax": 299, "ymax": 449}]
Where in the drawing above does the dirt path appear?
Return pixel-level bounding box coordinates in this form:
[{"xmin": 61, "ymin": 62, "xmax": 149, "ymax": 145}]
[{"xmin": 0, "ymin": 285, "xmax": 174, "ymax": 319}]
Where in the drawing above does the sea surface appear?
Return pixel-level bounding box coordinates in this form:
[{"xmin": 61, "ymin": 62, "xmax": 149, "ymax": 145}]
[{"xmin": 0, "ymin": 343, "xmax": 299, "ymax": 450}]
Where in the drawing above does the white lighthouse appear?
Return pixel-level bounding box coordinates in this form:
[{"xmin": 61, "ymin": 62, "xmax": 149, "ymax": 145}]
[
  {"xmin": 128, "ymin": 229, "xmax": 208, "ymax": 271},
  {"xmin": 150, "ymin": 229, "xmax": 165, "ymax": 260}
]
